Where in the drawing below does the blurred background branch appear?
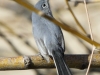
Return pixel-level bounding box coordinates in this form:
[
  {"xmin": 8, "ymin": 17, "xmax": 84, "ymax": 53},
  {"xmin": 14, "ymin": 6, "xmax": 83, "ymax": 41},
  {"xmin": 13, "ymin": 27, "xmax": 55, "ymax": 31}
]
[{"xmin": 66, "ymin": 0, "xmax": 87, "ymax": 35}]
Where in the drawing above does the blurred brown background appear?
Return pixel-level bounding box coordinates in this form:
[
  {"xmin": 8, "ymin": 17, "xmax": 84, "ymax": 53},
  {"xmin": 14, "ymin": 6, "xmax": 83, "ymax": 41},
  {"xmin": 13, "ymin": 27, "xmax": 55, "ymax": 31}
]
[{"xmin": 0, "ymin": 0, "xmax": 100, "ymax": 75}]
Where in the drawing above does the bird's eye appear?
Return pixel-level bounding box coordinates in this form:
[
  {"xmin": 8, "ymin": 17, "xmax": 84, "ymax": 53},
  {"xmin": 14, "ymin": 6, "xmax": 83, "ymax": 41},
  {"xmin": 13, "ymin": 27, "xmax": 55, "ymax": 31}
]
[{"xmin": 42, "ymin": 3, "xmax": 48, "ymax": 8}]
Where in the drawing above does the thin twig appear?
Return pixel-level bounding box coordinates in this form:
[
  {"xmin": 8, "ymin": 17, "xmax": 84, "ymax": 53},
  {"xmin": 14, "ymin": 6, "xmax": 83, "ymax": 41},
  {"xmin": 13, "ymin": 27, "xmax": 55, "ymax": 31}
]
[
  {"xmin": 14, "ymin": 0, "xmax": 100, "ymax": 47},
  {"xmin": 66, "ymin": 0, "xmax": 87, "ymax": 35},
  {"xmin": 83, "ymin": 0, "xmax": 95, "ymax": 75},
  {"xmin": 69, "ymin": 0, "xmax": 100, "ymax": 3}
]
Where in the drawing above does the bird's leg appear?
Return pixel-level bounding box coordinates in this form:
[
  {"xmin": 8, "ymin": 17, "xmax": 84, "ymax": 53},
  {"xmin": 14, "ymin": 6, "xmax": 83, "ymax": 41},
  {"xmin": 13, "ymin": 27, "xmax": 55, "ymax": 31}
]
[{"xmin": 36, "ymin": 52, "xmax": 44, "ymax": 60}]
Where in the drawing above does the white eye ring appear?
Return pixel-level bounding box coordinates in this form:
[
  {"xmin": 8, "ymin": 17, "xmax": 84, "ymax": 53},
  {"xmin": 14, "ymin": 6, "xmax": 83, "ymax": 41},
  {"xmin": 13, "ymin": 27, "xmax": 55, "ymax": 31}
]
[{"xmin": 42, "ymin": 3, "xmax": 48, "ymax": 8}]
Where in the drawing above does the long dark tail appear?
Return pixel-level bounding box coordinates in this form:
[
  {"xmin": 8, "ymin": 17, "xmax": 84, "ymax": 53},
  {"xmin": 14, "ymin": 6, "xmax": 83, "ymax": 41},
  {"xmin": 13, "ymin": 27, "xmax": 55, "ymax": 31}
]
[{"xmin": 52, "ymin": 51, "xmax": 72, "ymax": 75}]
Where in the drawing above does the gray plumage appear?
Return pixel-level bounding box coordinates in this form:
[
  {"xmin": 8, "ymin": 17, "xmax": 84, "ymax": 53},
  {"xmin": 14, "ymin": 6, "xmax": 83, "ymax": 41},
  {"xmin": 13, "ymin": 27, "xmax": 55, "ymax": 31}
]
[{"xmin": 32, "ymin": 0, "xmax": 72, "ymax": 75}]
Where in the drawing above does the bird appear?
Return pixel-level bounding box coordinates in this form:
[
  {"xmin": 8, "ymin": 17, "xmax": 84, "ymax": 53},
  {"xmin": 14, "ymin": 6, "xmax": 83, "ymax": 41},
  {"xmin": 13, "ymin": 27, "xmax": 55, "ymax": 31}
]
[{"xmin": 32, "ymin": 0, "xmax": 73, "ymax": 75}]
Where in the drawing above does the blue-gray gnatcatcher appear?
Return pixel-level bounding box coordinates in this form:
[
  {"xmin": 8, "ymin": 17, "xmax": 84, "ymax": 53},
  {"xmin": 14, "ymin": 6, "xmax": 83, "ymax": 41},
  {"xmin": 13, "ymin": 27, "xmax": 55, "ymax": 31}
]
[{"xmin": 32, "ymin": 0, "xmax": 72, "ymax": 75}]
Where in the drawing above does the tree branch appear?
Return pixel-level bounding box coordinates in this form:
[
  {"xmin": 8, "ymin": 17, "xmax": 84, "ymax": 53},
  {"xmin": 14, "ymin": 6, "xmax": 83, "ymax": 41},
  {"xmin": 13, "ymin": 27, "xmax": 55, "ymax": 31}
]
[{"xmin": 0, "ymin": 54, "xmax": 100, "ymax": 70}]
